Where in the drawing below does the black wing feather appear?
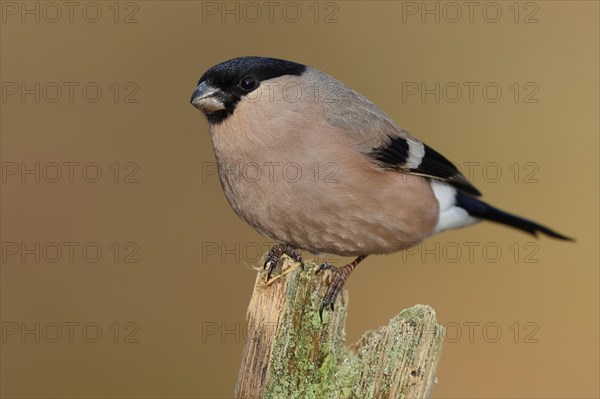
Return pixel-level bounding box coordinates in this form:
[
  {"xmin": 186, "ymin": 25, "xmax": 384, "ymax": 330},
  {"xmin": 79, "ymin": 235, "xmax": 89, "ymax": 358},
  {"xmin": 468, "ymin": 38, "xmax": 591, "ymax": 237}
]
[{"xmin": 371, "ymin": 136, "xmax": 482, "ymax": 196}]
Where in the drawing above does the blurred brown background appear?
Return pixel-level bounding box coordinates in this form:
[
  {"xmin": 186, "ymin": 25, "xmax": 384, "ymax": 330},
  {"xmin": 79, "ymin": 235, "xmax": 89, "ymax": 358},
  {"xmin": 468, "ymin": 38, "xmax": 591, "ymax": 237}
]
[{"xmin": 1, "ymin": 1, "xmax": 598, "ymax": 398}]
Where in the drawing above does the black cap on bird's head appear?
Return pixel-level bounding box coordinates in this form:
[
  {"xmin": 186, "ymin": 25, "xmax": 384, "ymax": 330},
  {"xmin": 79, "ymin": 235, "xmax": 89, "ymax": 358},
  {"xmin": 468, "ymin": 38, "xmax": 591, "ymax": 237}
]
[{"xmin": 190, "ymin": 56, "xmax": 306, "ymax": 124}]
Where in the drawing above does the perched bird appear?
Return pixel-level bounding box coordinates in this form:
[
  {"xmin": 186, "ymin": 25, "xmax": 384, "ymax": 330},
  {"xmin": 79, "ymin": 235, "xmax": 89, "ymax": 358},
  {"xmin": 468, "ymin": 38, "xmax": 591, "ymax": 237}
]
[{"xmin": 191, "ymin": 56, "xmax": 571, "ymax": 319}]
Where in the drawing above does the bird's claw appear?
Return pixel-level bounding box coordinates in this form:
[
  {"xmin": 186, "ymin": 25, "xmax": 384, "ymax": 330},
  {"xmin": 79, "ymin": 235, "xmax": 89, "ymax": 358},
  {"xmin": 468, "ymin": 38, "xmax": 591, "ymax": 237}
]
[
  {"xmin": 263, "ymin": 243, "xmax": 303, "ymax": 282},
  {"xmin": 315, "ymin": 262, "xmax": 332, "ymax": 274},
  {"xmin": 317, "ymin": 263, "xmax": 351, "ymax": 322}
]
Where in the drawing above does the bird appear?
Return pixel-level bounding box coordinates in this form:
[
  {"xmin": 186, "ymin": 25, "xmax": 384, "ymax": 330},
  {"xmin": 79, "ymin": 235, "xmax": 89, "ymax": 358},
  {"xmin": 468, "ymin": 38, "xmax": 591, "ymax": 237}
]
[{"xmin": 190, "ymin": 56, "xmax": 572, "ymax": 320}]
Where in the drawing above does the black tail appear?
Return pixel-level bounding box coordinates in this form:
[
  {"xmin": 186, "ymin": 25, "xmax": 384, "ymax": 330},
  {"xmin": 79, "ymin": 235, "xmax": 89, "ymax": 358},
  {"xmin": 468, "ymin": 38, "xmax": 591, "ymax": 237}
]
[{"xmin": 456, "ymin": 192, "xmax": 573, "ymax": 241}]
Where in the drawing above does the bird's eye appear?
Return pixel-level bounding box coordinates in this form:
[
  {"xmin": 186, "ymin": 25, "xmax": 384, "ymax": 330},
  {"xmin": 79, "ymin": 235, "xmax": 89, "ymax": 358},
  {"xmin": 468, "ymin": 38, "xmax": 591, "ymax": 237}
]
[{"xmin": 239, "ymin": 76, "xmax": 257, "ymax": 91}]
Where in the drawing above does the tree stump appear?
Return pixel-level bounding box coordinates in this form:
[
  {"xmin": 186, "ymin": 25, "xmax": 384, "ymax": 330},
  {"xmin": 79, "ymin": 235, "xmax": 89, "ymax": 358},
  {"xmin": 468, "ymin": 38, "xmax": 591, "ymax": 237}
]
[{"xmin": 235, "ymin": 257, "xmax": 445, "ymax": 399}]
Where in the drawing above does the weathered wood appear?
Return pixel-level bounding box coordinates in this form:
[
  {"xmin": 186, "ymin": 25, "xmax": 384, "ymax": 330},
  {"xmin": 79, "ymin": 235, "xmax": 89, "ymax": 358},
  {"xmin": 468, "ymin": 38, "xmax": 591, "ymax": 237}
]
[{"xmin": 235, "ymin": 257, "xmax": 445, "ymax": 399}]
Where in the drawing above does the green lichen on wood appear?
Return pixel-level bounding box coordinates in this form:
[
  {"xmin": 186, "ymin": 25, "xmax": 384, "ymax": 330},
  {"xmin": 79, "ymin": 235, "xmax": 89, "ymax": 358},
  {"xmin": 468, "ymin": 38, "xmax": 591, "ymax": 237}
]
[
  {"xmin": 237, "ymin": 258, "xmax": 445, "ymax": 399},
  {"xmin": 263, "ymin": 260, "xmax": 346, "ymax": 399}
]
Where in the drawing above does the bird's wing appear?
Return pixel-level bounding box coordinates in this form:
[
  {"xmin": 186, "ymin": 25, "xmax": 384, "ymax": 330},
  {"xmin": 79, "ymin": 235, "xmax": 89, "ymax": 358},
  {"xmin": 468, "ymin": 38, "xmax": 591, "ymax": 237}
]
[
  {"xmin": 317, "ymin": 70, "xmax": 481, "ymax": 196},
  {"xmin": 369, "ymin": 132, "xmax": 482, "ymax": 196}
]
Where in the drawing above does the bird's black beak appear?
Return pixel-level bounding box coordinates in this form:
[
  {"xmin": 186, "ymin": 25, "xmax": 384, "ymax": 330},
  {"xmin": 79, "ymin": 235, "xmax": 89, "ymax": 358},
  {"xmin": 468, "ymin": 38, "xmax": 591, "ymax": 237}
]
[{"xmin": 190, "ymin": 81, "xmax": 226, "ymax": 113}]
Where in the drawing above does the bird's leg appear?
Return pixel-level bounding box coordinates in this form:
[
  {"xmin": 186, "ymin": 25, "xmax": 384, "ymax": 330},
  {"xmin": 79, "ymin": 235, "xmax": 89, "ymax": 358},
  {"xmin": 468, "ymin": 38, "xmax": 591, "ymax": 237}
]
[
  {"xmin": 316, "ymin": 255, "xmax": 367, "ymax": 321},
  {"xmin": 263, "ymin": 243, "xmax": 303, "ymax": 282}
]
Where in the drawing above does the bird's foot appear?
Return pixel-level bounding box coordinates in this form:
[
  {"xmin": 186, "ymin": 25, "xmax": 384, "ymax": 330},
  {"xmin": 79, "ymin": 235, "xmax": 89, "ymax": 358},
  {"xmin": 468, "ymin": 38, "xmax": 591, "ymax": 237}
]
[
  {"xmin": 263, "ymin": 243, "xmax": 303, "ymax": 282},
  {"xmin": 316, "ymin": 255, "xmax": 366, "ymax": 321},
  {"xmin": 316, "ymin": 263, "xmax": 351, "ymax": 321}
]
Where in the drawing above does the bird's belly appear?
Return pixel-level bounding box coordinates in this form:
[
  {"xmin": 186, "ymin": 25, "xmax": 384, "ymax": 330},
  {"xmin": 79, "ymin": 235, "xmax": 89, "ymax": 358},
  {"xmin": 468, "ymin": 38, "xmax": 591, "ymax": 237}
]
[{"xmin": 216, "ymin": 156, "xmax": 439, "ymax": 256}]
